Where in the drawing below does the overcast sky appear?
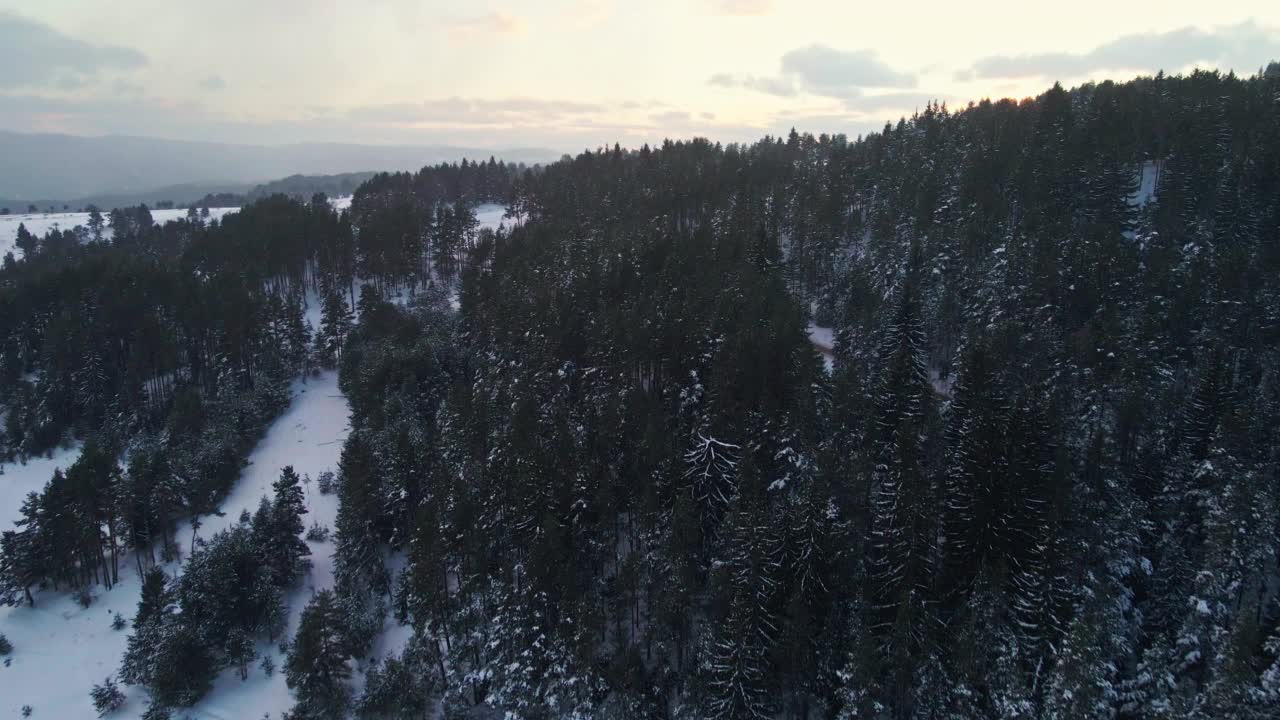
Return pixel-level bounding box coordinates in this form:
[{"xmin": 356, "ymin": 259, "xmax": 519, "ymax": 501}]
[{"xmin": 2, "ymin": 0, "xmax": 1278, "ymax": 151}]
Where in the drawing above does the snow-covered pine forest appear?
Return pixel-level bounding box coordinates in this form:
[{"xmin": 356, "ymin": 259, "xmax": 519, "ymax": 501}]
[{"xmin": 2, "ymin": 68, "xmax": 1280, "ymax": 719}]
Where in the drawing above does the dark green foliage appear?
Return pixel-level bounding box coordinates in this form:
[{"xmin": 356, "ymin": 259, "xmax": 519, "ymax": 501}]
[
  {"xmin": 263, "ymin": 465, "xmax": 311, "ymax": 587},
  {"xmin": 324, "ymin": 67, "xmax": 1280, "ymax": 719},
  {"xmin": 285, "ymin": 589, "xmax": 351, "ymax": 720},
  {"xmin": 120, "ymin": 523, "xmax": 290, "ymax": 710},
  {"xmin": 90, "ymin": 676, "xmax": 125, "ymax": 716}
]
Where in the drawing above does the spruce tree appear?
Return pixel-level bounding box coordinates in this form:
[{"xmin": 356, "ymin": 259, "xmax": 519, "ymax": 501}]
[
  {"xmin": 285, "ymin": 589, "xmax": 351, "ymax": 720},
  {"xmin": 266, "ymin": 465, "xmax": 311, "ymax": 587}
]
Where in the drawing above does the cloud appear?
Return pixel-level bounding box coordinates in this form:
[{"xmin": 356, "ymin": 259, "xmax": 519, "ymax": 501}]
[
  {"xmin": 709, "ymin": 0, "xmax": 773, "ymax": 15},
  {"xmin": 0, "ymin": 11, "xmax": 147, "ymax": 90},
  {"xmin": 651, "ymin": 110, "xmax": 692, "ymax": 125},
  {"xmin": 200, "ymin": 75, "xmax": 226, "ymax": 91},
  {"xmin": 349, "ymin": 97, "xmax": 605, "ymax": 127},
  {"xmin": 709, "ymin": 72, "xmax": 798, "ymax": 97},
  {"xmin": 570, "ymin": 0, "xmax": 612, "ymax": 29},
  {"xmin": 780, "ymin": 45, "xmax": 917, "ymax": 94},
  {"xmin": 112, "ymin": 79, "xmax": 145, "ymax": 97},
  {"xmin": 445, "ymin": 12, "xmax": 527, "ymax": 41},
  {"xmin": 967, "ymin": 21, "xmax": 1280, "ymax": 80},
  {"xmin": 711, "ymin": 44, "xmax": 915, "ymax": 100}
]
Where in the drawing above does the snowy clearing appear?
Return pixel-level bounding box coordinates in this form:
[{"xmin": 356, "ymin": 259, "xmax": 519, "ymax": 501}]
[
  {"xmin": 0, "ymin": 442, "xmax": 83, "ymax": 529},
  {"xmin": 475, "ymin": 202, "xmax": 507, "ymax": 232},
  {"xmin": 0, "ymin": 371, "xmax": 351, "ymax": 719},
  {"xmin": 1130, "ymin": 159, "xmax": 1159, "ymax": 207},
  {"xmin": 808, "ymin": 322, "xmax": 834, "ymax": 373}
]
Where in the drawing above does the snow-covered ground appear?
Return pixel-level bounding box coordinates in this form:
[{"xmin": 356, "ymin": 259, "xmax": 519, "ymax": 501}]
[
  {"xmin": 1131, "ymin": 159, "xmax": 1159, "ymax": 207},
  {"xmin": 0, "ymin": 371, "xmax": 352, "ymax": 719},
  {"xmin": 475, "ymin": 202, "xmax": 506, "ymax": 232},
  {"xmin": 0, "ymin": 196, "xmax": 355, "ymax": 260},
  {"xmin": 807, "ymin": 322, "xmax": 835, "ymax": 373},
  {"xmin": 0, "ymin": 208, "xmax": 240, "ymax": 259},
  {"xmin": 0, "ymin": 443, "xmax": 83, "ymax": 529}
]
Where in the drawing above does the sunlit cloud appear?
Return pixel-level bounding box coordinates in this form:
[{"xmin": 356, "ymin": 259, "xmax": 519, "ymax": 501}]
[
  {"xmin": 712, "ymin": 45, "xmax": 916, "ymax": 101},
  {"xmin": 966, "ymin": 20, "xmax": 1280, "ymax": 79},
  {"xmin": 349, "ymin": 97, "xmax": 605, "ymax": 127},
  {"xmin": 709, "ymin": 0, "xmax": 773, "ymax": 15},
  {"xmin": 444, "ymin": 11, "xmax": 528, "ymax": 42}
]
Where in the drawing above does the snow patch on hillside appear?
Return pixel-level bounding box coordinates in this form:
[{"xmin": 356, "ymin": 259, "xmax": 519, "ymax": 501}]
[
  {"xmin": 1131, "ymin": 160, "xmax": 1159, "ymax": 207},
  {"xmin": 0, "ymin": 371, "xmax": 351, "ymax": 719},
  {"xmin": 475, "ymin": 203, "xmax": 506, "ymax": 233},
  {"xmin": 1, "ymin": 196, "xmax": 353, "ymax": 260},
  {"xmin": 808, "ymin": 323, "xmax": 834, "ymax": 373}
]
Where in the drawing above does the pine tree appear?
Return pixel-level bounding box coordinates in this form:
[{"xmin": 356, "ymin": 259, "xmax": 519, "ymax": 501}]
[
  {"xmin": 14, "ymin": 222, "xmax": 36, "ymax": 257},
  {"xmin": 266, "ymin": 465, "xmax": 311, "ymax": 587},
  {"xmin": 86, "ymin": 206, "xmax": 105, "ymax": 243},
  {"xmin": 866, "ymin": 273, "xmax": 941, "ymax": 716},
  {"xmin": 286, "ymin": 589, "xmax": 351, "ymax": 720},
  {"xmin": 706, "ymin": 460, "xmax": 781, "ymax": 720},
  {"xmin": 90, "ymin": 676, "xmax": 125, "ymax": 716},
  {"xmin": 314, "ymin": 290, "xmax": 353, "ymax": 367}
]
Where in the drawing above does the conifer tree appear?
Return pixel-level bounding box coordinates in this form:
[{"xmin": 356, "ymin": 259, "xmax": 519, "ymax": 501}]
[
  {"xmin": 286, "ymin": 589, "xmax": 351, "ymax": 720},
  {"xmin": 266, "ymin": 465, "xmax": 311, "ymax": 587}
]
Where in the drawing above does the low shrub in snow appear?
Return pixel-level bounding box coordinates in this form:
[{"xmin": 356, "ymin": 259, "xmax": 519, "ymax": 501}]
[
  {"xmin": 90, "ymin": 677, "xmax": 125, "ymax": 716},
  {"xmin": 315, "ymin": 470, "xmax": 336, "ymax": 495}
]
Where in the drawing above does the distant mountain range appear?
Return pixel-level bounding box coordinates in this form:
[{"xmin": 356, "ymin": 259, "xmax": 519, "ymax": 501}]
[{"xmin": 0, "ymin": 131, "xmax": 556, "ymax": 210}]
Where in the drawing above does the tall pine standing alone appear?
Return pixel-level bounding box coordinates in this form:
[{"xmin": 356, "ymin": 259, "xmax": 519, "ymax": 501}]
[{"xmin": 262, "ymin": 465, "xmax": 311, "ymax": 587}]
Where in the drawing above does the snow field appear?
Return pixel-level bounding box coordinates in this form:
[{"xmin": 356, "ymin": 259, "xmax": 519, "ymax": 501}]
[
  {"xmin": 0, "ymin": 196, "xmax": 356, "ymax": 260},
  {"xmin": 0, "ymin": 371, "xmax": 351, "ymax": 719},
  {"xmin": 0, "ymin": 208, "xmax": 240, "ymax": 260}
]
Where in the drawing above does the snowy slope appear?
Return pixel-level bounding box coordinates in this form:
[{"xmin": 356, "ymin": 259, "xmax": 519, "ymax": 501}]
[{"xmin": 0, "ymin": 371, "xmax": 351, "ymax": 719}]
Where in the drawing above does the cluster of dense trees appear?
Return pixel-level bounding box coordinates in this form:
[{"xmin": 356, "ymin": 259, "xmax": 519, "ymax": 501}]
[
  {"xmin": 119, "ymin": 467, "xmax": 309, "ymax": 716},
  {"xmin": 3, "ymin": 66, "xmax": 1279, "ymax": 718},
  {"xmin": 309, "ymin": 67, "xmax": 1280, "ymax": 719},
  {"xmin": 345, "ymin": 158, "xmax": 522, "ymax": 294}
]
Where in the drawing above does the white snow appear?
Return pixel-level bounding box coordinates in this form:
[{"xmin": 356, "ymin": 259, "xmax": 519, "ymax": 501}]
[
  {"xmin": 1, "ymin": 196, "xmax": 353, "ymax": 260},
  {"xmin": 807, "ymin": 322, "xmax": 834, "ymax": 373},
  {"xmin": 0, "ymin": 443, "xmax": 83, "ymax": 529},
  {"xmin": 0, "ymin": 208, "xmax": 240, "ymax": 260},
  {"xmin": 0, "ymin": 371, "xmax": 352, "ymax": 719},
  {"xmin": 1130, "ymin": 160, "xmax": 1159, "ymax": 208},
  {"xmin": 475, "ymin": 203, "xmax": 506, "ymax": 233}
]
